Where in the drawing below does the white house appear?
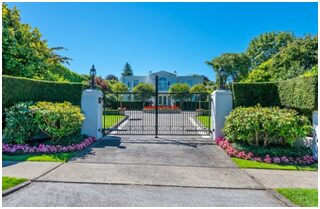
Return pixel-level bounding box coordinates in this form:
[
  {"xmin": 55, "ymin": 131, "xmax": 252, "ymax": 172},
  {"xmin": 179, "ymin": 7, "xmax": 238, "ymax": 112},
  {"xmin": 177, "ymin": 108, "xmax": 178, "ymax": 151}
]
[{"xmin": 120, "ymin": 70, "xmax": 204, "ymax": 105}]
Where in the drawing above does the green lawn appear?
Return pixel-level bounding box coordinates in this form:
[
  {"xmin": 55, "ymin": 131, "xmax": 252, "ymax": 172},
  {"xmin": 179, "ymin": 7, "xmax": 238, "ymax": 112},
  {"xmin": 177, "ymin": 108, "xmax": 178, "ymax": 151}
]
[
  {"xmin": 2, "ymin": 176, "xmax": 27, "ymax": 191},
  {"xmin": 276, "ymin": 188, "xmax": 318, "ymax": 207},
  {"xmin": 196, "ymin": 116, "xmax": 211, "ymax": 129},
  {"xmin": 232, "ymin": 158, "xmax": 318, "ymax": 171},
  {"xmin": 103, "ymin": 115, "xmax": 126, "ymax": 128},
  {"xmin": 3, "ymin": 152, "xmax": 75, "ymax": 162}
]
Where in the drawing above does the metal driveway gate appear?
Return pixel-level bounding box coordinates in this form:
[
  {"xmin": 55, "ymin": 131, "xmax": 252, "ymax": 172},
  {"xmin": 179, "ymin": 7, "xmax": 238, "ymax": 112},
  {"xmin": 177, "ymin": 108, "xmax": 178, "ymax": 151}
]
[{"xmin": 102, "ymin": 76, "xmax": 211, "ymax": 136}]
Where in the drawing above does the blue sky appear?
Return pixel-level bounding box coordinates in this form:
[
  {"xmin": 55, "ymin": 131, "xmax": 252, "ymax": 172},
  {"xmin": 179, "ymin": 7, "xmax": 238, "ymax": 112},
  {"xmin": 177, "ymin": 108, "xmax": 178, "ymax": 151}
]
[{"xmin": 7, "ymin": 2, "xmax": 318, "ymax": 81}]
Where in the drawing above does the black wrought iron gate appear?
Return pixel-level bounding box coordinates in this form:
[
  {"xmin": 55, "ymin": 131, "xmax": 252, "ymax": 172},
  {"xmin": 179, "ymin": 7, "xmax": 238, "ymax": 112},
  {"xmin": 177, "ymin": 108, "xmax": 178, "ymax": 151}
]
[{"xmin": 102, "ymin": 76, "xmax": 212, "ymax": 136}]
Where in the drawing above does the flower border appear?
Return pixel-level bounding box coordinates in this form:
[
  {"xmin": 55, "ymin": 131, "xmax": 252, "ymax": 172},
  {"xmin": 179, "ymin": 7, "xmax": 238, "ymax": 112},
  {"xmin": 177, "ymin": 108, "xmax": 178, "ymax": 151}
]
[
  {"xmin": 3, "ymin": 137, "xmax": 96, "ymax": 154},
  {"xmin": 216, "ymin": 137, "xmax": 316, "ymax": 165}
]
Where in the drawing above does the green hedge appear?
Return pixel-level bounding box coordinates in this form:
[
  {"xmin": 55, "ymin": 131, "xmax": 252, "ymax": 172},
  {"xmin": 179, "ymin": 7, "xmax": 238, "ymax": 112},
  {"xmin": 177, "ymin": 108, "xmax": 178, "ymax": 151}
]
[
  {"xmin": 106, "ymin": 101, "xmax": 152, "ymax": 110},
  {"xmin": 278, "ymin": 76, "xmax": 318, "ymax": 115},
  {"xmin": 232, "ymin": 75, "xmax": 318, "ymax": 116},
  {"xmin": 232, "ymin": 82, "xmax": 279, "ymax": 107},
  {"xmin": 3, "ymin": 75, "xmax": 88, "ymax": 108}
]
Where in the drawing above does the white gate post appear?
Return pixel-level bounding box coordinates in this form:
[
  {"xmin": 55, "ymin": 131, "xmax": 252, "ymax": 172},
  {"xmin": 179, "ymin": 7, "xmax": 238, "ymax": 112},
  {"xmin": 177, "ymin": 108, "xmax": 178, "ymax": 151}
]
[
  {"xmin": 211, "ymin": 90, "xmax": 233, "ymax": 139},
  {"xmin": 81, "ymin": 89, "xmax": 103, "ymax": 139},
  {"xmin": 312, "ymin": 111, "xmax": 318, "ymax": 159}
]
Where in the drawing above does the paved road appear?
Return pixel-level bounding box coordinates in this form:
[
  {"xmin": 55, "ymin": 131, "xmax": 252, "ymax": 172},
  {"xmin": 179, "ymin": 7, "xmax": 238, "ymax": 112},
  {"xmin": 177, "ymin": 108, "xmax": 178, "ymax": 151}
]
[
  {"xmin": 3, "ymin": 135, "xmax": 286, "ymax": 207},
  {"xmin": 111, "ymin": 111, "xmax": 210, "ymax": 135}
]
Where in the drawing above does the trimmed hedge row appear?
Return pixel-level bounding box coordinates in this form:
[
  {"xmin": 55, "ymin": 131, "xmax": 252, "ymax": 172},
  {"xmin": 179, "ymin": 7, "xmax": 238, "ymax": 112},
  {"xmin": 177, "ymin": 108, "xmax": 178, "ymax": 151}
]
[
  {"xmin": 232, "ymin": 75, "xmax": 318, "ymax": 116},
  {"xmin": 232, "ymin": 82, "xmax": 279, "ymax": 107},
  {"xmin": 3, "ymin": 75, "xmax": 88, "ymax": 108}
]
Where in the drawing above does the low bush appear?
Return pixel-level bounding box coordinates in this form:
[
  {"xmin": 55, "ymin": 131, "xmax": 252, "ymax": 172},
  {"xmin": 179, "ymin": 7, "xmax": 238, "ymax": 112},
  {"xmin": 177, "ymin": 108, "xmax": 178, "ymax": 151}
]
[
  {"xmin": 3, "ymin": 102, "xmax": 39, "ymax": 144},
  {"xmin": 30, "ymin": 102, "xmax": 85, "ymax": 141},
  {"xmin": 223, "ymin": 105, "xmax": 312, "ymax": 147}
]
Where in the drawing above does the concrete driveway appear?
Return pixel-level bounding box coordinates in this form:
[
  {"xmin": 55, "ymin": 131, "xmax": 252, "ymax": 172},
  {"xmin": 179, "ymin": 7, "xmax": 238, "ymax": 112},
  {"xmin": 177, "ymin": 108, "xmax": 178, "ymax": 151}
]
[{"xmin": 3, "ymin": 135, "xmax": 287, "ymax": 207}]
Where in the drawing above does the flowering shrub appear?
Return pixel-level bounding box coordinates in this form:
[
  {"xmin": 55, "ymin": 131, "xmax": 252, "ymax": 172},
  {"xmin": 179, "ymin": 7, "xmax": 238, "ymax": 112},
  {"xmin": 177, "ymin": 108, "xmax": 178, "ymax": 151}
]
[
  {"xmin": 223, "ymin": 105, "xmax": 312, "ymax": 147},
  {"xmin": 30, "ymin": 102, "xmax": 85, "ymax": 141},
  {"xmin": 216, "ymin": 137, "xmax": 316, "ymax": 165},
  {"xmin": 3, "ymin": 137, "xmax": 96, "ymax": 154}
]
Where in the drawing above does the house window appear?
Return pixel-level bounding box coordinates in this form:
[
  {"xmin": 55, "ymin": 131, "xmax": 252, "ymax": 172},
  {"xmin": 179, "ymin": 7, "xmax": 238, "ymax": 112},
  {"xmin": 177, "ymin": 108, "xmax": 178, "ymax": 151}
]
[
  {"xmin": 187, "ymin": 80, "xmax": 192, "ymax": 86},
  {"xmin": 159, "ymin": 77, "xmax": 168, "ymax": 91},
  {"xmin": 133, "ymin": 80, "xmax": 139, "ymax": 87},
  {"xmin": 127, "ymin": 82, "xmax": 131, "ymax": 88}
]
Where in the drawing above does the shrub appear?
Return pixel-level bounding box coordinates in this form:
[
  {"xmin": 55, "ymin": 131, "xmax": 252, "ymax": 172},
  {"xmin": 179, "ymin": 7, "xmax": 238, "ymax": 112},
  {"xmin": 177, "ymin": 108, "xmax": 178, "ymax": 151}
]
[
  {"xmin": 223, "ymin": 106, "xmax": 312, "ymax": 147},
  {"xmin": 2, "ymin": 75, "xmax": 88, "ymax": 109},
  {"xmin": 3, "ymin": 102, "xmax": 39, "ymax": 144},
  {"xmin": 30, "ymin": 102, "xmax": 85, "ymax": 141},
  {"xmin": 232, "ymin": 75, "xmax": 318, "ymax": 118}
]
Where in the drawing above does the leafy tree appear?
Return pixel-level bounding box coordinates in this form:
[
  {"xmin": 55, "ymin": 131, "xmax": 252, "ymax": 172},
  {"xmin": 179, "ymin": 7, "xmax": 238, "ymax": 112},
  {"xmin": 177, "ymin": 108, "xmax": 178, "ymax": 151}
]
[
  {"xmin": 300, "ymin": 65, "xmax": 318, "ymax": 78},
  {"xmin": 111, "ymin": 82, "xmax": 129, "ymax": 108},
  {"xmin": 190, "ymin": 84, "xmax": 208, "ymax": 109},
  {"xmin": 206, "ymin": 53, "xmax": 251, "ymax": 85},
  {"xmin": 168, "ymin": 83, "xmax": 190, "ymax": 108},
  {"xmin": 243, "ymin": 59, "xmax": 273, "ymax": 82},
  {"xmin": 245, "ymin": 35, "xmax": 318, "ymax": 82},
  {"xmin": 132, "ymin": 83, "xmax": 155, "ymax": 107},
  {"xmin": 94, "ymin": 77, "xmax": 109, "ymax": 92},
  {"xmin": 121, "ymin": 62, "xmax": 133, "ymax": 76},
  {"xmin": 105, "ymin": 74, "xmax": 118, "ymax": 81},
  {"xmin": 270, "ymin": 35, "xmax": 318, "ymax": 80},
  {"xmin": 2, "ymin": 4, "xmax": 72, "ymax": 80},
  {"xmin": 246, "ymin": 31, "xmax": 295, "ymax": 68}
]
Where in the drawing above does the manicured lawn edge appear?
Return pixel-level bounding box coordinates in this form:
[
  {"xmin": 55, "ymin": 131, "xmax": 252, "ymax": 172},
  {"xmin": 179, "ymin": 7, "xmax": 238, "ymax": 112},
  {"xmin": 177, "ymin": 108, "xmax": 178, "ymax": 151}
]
[
  {"xmin": 2, "ymin": 176, "xmax": 28, "ymax": 191},
  {"xmin": 276, "ymin": 188, "xmax": 318, "ymax": 207},
  {"xmin": 232, "ymin": 158, "xmax": 318, "ymax": 171},
  {"xmin": 3, "ymin": 152, "xmax": 76, "ymax": 162}
]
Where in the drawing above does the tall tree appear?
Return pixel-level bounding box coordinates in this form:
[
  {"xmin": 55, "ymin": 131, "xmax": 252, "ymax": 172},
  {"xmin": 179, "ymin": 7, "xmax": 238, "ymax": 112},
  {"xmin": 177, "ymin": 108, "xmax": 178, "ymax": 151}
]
[
  {"xmin": 2, "ymin": 4, "xmax": 72, "ymax": 79},
  {"xmin": 190, "ymin": 84, "xmax": 208, "ymax": 109},
  {"xmin": 271, "ymin": 35, "xmax": 318, "ymax": 80},
  {"xmin": 246, "ymin": 31, "xmax": 295, "ymax": 68},
  {"xmin": 105, "ymin": 74, "xmax": 119, "ymax": 81},
  {"xmin": 132, "ymin": 83, "xmax": 155, "ymax": 107},
  {"xmin": 244, "ymin": 34, "xmax": 318, "ymax": 82},
  {"xmin": 111, "ymin": 82, "xmax": 129, "ymax": 108},
  {"xmin": 168, "ymin": 83, "xmax": 190, "ymax": 108},
  {"xmin": 121, "ymin": 62, "xmax": 133, "ymax": 76},
  {"xmin": 206, "ymin": 53, "xmax": 251, "ymax": 85}
]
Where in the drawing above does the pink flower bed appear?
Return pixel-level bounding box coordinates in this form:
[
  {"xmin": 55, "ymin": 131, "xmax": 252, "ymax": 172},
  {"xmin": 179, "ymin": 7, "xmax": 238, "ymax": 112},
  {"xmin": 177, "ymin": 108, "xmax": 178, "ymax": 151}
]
[
  {"xmin": 3, "ymin": 137, "xmax": 96, "ymax": 154},
  {"xmin": 216, "ymin": 137, "xmax": 316, "ymax": 165}
]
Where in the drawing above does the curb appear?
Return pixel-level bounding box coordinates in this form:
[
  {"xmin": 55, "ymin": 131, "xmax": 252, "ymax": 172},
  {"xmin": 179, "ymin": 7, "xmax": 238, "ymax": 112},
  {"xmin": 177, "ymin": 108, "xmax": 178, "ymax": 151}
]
[
  {"xmin": 2, "ymin": 180, "xmax": 32, "ymax": 197},
  {"xmin": 268, "ymin": 189, "xmax": 297, "ymax": 207}
]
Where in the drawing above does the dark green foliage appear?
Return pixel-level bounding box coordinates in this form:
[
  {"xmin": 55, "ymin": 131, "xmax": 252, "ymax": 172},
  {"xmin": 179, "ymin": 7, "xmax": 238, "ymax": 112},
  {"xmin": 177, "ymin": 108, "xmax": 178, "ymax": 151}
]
[
  {"xmin": 246, "ymin": 31, "xmax": 295, "ymax": 68},
  {"xmin": 2, "ymin": 4, "xmax": 76, "ymax": 82},
  {"xmin": 232, "ymin": 82, "xmax": 279, "ymax": 107},
  {"xmin": 105, "ymin": 74, "xmax": 118, "ymax": 81},
  {"xmin": 44, "ymin": 131, "xmax": 85, "ymax": 146},
  {"xmin": 206, "ymin": 53, "xmax": 251, "ymax": 83},
  {"xmin": 278, "ymin": 76, "xmax": 318, "ymax": 114},
  {"xmin": 3, "ymin": 102, "xmax": 39, "ymax": 144},
  {"xmin": 175, "ymin": 101, "xmax": 209, "ymax": 111},
  {"xmin": 121, "ymin": 62, "xmax": 133, "ymax": 76},
  {"xmin": 232, "ymin": 75, "xmax": 318, "ymax": 117},
  {"xmin": 3, "ymin": 75, "xmax": 88, "ymax": 108},
  {"xmin": 107, "ymin": 101, "xmax": 152, "ymax": 110},
  {"xmin": 232, "ymin": 141, "xmax": 312, "ymax": 158}
]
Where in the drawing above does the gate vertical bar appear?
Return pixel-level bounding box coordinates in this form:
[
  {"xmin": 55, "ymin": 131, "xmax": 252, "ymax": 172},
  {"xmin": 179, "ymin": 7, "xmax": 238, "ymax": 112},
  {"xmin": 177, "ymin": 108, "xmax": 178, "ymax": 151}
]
[{"xmin": 155, "ymin": 74, "xmax": 159, "ymax": 138}]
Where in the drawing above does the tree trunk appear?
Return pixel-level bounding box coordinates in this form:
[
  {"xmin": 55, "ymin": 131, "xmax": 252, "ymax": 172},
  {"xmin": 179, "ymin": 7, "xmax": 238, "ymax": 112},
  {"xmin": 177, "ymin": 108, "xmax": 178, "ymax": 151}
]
[
  {"xmin": 263, "ymin": 133, "xmax": 269, "ymax": 147},
  {"xmin": 255, "ymin": 131, "xmax": 259, "ymax": 146}
]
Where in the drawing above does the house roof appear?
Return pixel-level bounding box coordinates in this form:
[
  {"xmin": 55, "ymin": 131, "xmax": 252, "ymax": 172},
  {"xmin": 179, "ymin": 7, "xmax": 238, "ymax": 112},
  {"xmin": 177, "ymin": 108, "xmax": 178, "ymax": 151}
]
[{"xmin": 149, "ymin": 70, "xmax": 176, "ymax": 76}]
